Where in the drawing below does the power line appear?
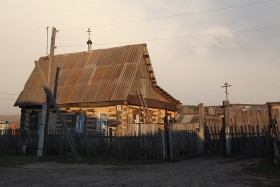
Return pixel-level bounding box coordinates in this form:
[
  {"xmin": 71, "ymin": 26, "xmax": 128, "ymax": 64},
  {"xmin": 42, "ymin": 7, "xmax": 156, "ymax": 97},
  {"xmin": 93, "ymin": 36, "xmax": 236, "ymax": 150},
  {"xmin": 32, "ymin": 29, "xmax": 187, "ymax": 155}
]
[
  {"xmin": 59, "ymin": 0, "xmax": 278, "ymax": 31},
  {"xmin": 56, "ymin": 25, "xmax": 280, "ymax": 48}
]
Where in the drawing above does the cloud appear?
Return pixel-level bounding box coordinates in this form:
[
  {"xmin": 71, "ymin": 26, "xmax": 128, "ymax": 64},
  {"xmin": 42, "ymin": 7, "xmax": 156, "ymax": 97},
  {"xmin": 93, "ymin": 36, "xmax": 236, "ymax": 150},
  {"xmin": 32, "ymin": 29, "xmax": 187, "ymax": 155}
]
[{"xmin": 188, "ymin": 26, "xmax": 238, "ymax": 56}]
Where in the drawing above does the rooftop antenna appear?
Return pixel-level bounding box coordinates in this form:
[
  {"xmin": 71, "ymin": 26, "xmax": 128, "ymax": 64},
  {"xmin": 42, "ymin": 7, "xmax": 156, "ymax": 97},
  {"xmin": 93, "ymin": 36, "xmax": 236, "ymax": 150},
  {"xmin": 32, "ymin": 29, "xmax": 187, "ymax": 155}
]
[
  {"xmin": 87, "ymin": 28, "xmax": 92, "ymax": 51},
  {"xmin": 46, "ymin": 26, "xmax": 49, "ymax": 56},
  {"xmin": 221, "ymin": 82, "xmax": 232, "ymax": 101}
]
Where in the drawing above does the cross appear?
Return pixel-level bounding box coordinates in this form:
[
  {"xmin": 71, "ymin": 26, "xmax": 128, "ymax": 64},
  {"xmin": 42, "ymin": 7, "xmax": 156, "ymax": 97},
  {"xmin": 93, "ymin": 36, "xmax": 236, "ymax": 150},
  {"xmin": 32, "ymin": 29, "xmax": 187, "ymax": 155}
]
[{"xmin": 221, "ymin": 82, "xmax": 231, "ymax": 101}]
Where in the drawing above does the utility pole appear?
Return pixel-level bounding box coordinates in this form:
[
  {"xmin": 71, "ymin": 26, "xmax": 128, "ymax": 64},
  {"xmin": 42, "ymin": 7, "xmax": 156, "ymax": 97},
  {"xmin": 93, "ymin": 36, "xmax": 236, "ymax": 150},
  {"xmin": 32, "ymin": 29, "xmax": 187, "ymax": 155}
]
[
  {"xmin": 46, "ymin": 26, "xmax": 49, "ymax": 56},
  {"xmin": 37, "ymin": 27, "xmax": 56, "ymax": 158},
  {"xmin": 221, "ymin": 82, "xmax": 232, "ymax": 101},
  {"xmin": 48, "ymin": 27, "xmax": 56, "ymax": 86}
]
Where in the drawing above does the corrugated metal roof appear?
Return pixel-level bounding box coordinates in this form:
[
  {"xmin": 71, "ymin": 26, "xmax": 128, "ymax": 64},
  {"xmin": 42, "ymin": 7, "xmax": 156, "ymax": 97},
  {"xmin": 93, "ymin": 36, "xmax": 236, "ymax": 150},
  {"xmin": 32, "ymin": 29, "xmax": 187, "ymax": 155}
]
[{"xmin": 15, "ymin": 43, "xmax": 180, "ymax": 107}]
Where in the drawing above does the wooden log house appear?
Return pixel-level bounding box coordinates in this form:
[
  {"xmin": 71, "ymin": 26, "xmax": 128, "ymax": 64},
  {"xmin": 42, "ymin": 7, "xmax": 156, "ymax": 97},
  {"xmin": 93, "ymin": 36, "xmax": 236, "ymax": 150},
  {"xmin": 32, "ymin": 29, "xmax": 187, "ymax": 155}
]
[{"xmin": 14, "ymin": 44, "xmax": 181, "ymax": 135}]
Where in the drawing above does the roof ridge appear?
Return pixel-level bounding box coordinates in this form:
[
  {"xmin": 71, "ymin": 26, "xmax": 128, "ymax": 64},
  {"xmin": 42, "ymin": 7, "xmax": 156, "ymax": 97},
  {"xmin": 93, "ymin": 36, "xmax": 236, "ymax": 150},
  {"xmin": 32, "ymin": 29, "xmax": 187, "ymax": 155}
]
[{"xmin": 39, "ymin": 43, "xmax": 147, "ymax": 59}]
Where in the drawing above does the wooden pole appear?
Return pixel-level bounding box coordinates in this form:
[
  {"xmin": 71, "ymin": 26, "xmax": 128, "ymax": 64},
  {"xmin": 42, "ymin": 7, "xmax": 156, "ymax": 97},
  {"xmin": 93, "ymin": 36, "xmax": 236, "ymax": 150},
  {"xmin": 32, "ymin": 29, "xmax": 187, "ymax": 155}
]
[
  {"xmin": 267, "ymin": 103, "xmax": 280, "ymax": 164},
  {"xmin": 48, "ymin": 27, "xmax": 56, "ymax": 86},
  {"xmin": 44, "ymin": 88, "xmax": 82, "ymax": 161},
  {"xmin": 197, "ymin": 103, "xmax": 205, "ymax": 155},
  {"xmin": 223, "ymin": 100, "xmax": 231, "ymax": 156},
  {"xmin": 164, "ymin": 106, "xmax": 171, "ymax": 160},
  {"xmin": 35, "ymin": 60, "xmax": 82, "ymax": 161},
  {"xmin": 37, "ymin": 103, "xmax": 47, "ymax": 157},
  {"xmin": 53, "ymin": 67, "xmax": 60, "ymax": 99},
  {"xmin": 44, "ymin": 27, "xmax": 56, "ymax": 153}
]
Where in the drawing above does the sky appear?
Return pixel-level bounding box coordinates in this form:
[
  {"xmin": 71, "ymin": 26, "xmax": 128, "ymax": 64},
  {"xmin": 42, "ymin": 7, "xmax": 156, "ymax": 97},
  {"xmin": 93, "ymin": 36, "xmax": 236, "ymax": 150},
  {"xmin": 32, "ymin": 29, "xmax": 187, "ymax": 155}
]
[{"xmin": 0, "ymin": 0, "xmax": 280, "ymax": 115}]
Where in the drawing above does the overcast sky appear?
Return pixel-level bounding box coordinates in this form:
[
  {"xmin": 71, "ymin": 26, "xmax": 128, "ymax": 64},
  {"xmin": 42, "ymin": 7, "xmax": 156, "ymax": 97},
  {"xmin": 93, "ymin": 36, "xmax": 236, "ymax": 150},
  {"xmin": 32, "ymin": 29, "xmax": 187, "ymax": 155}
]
[{"xmin": 0, "ymin": 0, "xmax": 280, "ymax": 114}]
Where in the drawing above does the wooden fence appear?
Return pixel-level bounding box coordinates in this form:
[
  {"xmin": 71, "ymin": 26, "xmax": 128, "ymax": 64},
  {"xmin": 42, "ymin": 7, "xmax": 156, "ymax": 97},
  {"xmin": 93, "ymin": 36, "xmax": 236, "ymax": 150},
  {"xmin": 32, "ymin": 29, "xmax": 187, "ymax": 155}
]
[
  {"xmin": 205, "ymin": 125, "xmax": 273, "ymax": 157},
  {"xmin": 0, "ymin": 129, "xmax": 198, "ymax": 160},
  {"xmin": 203, "ymin": 107, "xmax": 278, "ymax": 158},
  {"xmin": 3, "ymin": 103, "xmax": 279, "ymax": 160}
]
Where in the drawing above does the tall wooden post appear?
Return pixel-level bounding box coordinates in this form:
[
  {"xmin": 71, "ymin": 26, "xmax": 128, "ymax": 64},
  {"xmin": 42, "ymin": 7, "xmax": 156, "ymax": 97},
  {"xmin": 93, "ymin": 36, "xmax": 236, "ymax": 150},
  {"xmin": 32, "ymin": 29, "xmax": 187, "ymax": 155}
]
[
  {"xmin": 267, "ymin": 103, "xmax": 280, "ymax": 164},
  {"xmin": 197, "ymin": 103, "xmax": 205, "ymax": 155},
  {"xmin": 37, "ymin": 103, "xmax": 47, "ymax": 157},
  {"xmin": 223, "ymin": 100, "xmax": 231, "ymax": 156},
  {"xmin": 44, "ymin": 27, "xmax": 56, "ymax": 153},
  {"xmin": 48, "ymin": 27, "xmax": 56, "ymax": 86},
  {"xmin": 164, "ymin": 106, "xmax": 172, "ymax": 160}
]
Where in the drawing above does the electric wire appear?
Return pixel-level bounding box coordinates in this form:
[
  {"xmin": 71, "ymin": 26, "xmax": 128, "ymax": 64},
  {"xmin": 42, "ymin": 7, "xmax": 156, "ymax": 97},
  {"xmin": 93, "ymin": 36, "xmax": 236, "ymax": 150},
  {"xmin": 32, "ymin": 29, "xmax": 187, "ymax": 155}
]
[
  {"xmin": 59, "ymin": 0, "xmax": 279, "ymax": 31},
  {"xmin": 56, "ymin": 25, "xmax": 280, "ymax": 48}
]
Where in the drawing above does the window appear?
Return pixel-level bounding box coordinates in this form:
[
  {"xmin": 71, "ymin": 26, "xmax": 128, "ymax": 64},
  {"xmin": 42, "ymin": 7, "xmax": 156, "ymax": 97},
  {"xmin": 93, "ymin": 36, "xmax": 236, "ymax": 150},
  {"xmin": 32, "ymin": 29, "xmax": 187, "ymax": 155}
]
[
  {"xmin": 75, "ymin": 114, "xmax": 86, "ymax": 133},
  {"xmin": 133, "ymin": 114, "xmax": 140, "ymax": 123},
  {"xmin": 29, "ymin": 111, "xmax": 38, "ymax": 131},
  {"xmin": 97, "ymin": 113, "xmax": 108, "ymax": 134}
]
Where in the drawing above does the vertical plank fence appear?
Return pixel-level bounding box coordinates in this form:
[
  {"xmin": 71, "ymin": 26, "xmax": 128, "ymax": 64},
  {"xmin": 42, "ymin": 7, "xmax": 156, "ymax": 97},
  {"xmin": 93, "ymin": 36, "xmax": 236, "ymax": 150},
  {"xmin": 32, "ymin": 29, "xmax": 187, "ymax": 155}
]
[{"xmin": 0, "ymin": 129, "xmax": 198, "ymax": 160}]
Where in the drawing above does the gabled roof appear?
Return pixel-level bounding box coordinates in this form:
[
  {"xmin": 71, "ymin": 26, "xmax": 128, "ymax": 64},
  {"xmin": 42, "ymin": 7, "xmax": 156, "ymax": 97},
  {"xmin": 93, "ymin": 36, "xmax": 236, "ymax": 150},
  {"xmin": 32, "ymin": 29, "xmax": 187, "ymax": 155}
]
[{"xmin": 15, "ymin": 43, "xmax": 180, "ymax": 107}]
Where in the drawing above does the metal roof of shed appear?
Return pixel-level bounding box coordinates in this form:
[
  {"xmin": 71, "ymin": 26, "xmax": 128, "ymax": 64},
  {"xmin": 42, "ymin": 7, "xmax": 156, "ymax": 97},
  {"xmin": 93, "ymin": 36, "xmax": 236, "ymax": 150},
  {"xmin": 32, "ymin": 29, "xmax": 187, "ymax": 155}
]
[{"xmin": 15, "ymin": 43, "xmax": 180, "ymax": 107}]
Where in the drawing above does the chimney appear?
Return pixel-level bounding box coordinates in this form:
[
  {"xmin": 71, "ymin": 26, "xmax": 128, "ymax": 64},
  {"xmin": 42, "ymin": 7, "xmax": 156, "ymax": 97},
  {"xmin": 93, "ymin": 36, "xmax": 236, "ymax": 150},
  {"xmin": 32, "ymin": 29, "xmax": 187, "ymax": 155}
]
[{"xmin": 87, "ymin": 28, "xmax": 92, "ymax": 51}]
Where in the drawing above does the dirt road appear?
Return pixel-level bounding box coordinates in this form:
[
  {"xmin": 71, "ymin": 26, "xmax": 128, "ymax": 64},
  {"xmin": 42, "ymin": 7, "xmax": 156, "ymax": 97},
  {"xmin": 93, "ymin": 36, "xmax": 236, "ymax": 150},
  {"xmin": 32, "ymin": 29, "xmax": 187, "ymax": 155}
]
[{"xmin": 0, "ymin": 156, "xmax": 279, "ymax": 187}]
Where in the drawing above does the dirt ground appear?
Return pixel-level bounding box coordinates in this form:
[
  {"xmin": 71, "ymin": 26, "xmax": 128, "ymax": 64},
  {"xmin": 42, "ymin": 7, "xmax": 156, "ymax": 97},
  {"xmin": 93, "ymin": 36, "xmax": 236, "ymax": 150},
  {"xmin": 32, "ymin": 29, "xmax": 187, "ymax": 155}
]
[{"xmin": 0, "ymin": 156, "xmax": 279, "ymax": 187}]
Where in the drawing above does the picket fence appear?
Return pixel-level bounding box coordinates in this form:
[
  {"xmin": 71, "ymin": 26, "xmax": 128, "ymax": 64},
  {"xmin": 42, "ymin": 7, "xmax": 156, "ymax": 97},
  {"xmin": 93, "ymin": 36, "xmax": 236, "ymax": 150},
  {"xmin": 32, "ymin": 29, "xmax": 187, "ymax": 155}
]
[
  {"xmin": 204, "ymin": 120, "xmax": 275, "ymax": 157},
  {"xmin": 0, "ymin": 129, "xmax": 197, "ymax": 160}
]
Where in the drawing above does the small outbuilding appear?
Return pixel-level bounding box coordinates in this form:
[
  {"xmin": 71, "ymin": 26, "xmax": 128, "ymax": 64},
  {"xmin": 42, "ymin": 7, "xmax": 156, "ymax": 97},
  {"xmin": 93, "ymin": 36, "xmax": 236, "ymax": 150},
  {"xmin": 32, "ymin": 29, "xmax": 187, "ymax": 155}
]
[{"xmin": 15, "ymin": 43, "xmax": 180, "ymax": 135}]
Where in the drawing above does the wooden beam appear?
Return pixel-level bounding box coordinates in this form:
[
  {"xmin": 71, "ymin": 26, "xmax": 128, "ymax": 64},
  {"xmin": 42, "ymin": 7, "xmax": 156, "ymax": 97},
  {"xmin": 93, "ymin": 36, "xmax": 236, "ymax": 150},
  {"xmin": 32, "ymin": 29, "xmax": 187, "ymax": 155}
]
[
  {"xmin": 48, "ymin": 27, "xmax": 56, "ymax": 86},
  {"xmin": 53, "ymin": 67, "xmax": 60, "ymax": 99},
  {"xmin": 44, "ymin": 88, "xmax": 82, "ymax": 161}
]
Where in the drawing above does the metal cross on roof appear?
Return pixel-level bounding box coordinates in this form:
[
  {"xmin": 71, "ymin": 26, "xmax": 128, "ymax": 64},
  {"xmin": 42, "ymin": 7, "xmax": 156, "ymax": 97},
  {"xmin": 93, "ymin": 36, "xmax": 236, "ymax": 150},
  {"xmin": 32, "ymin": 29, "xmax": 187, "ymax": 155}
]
[
  {"xmin": 87, "ymin": 28, "xmax": 91, "ymax": 38},
  {"xmin": 221, "ymin": 82, "xmax": 232, "ymax": 101},
  {"xmin": 87, "ymin": 28, "xmax": 92, "ymax": 51}
]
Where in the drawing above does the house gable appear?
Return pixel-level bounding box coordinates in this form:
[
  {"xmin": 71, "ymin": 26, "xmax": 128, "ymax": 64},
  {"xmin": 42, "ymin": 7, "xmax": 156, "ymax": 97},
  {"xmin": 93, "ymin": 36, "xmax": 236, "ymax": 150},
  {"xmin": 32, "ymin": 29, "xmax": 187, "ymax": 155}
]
[{"xmin": 15, "ymin": 43, "xmax": 180, "ymax": 107}]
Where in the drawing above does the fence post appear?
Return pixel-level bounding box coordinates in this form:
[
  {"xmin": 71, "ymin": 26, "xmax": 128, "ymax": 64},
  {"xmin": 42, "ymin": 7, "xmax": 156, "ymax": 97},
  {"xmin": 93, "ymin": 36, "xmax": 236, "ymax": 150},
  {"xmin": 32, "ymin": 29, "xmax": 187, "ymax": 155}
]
[
  {"xmin": 161, "ymin": 131, "xmax": 166, "ymax": 160},
  {"xmin": 197, "ymin": 103, "xmax": 205, "ymax": 155},
  {"xmin": 267, "ymin": 103, "xmax": 280, "ymax": 164},
  {"xmin": 223, "ymin": 100, "xmax": 231, "ymax": 156},
  {"xmin": 164, "ymin": 106, "xmax": 172, "ymax": 160},
  {"xmin": 37, "ymin": 103, "xmax": 47, "ymax": 157}
]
